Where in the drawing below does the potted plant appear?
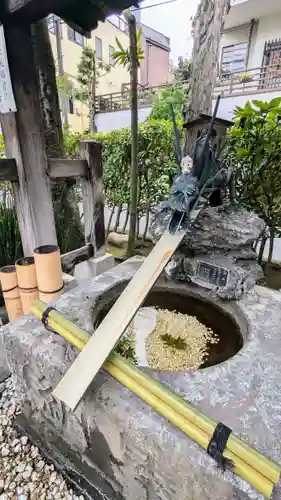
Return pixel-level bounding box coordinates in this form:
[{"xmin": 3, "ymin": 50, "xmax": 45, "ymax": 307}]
[{"xmin": 239, "ymin": 73, "xmax": 254, "ymax": 83}]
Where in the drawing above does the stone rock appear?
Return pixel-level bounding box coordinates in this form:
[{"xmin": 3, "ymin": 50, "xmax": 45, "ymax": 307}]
[
  {"xmin": 150, "ymin": 204, "xmax": 265, "ymax": 299},
  {"xmin": 11, "ymin": 438, "xmax": 19, "ymax": 447},
  {"xmin": 20, "ymin": 436, "xmax": 28, "ymax": 446},
  {"xmin": 107, "ymin": 231, "xmax": 129, "ymax": 248},
  {"xmin": 0, "ymin": 334, "xmax": 10, "ymax": 383},
  {"xmin": 16, "ymin": 463, "xmax": 27, "ymax": 473},
  {"xmin": 22, "ymin": 465, "xmax": 33, "ymax": 480},
  {"xmin": 35, "ymin": 460, "xmax": 45, "ymax": 472}
]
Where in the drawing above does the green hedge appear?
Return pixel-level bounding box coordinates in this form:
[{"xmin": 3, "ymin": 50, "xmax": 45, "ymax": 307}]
[
  {"xmin": 0, "ymin": 119, "xmax": 178, "ymax": 256},
  {"xmin": 64, "ymin": 119, "xmax": 178, "ymax": 213},
  {"xmin": 0, "ymin": 135, "xmax": 5, "ymax": 159}
]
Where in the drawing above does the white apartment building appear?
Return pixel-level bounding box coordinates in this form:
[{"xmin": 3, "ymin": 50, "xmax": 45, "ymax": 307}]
[{"xmin": 214, "ymin": 0, "xmax": 281, "ymax": 119}]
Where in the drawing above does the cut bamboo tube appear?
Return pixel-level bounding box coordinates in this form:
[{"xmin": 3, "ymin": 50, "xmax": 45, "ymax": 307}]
[
  {"xmin": 16, "ymin": 257, "xmax": 39, "ymax": 314},
  {"xmin": 33, "ymin": 245, "xmax": 63, "ymax": 303},
  {"xmin": 0, "ymin": 265, "xmax": 23, "ymax": 321},
  {"xmin": 30, "ymin": 300, "xmax": 280, "ymax": 496}
]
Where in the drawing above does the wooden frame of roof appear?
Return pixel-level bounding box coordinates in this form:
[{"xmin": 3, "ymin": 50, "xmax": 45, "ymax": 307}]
[{"xmin": 2, "ymin": 0, "xmax": 137, "ymax": 34}]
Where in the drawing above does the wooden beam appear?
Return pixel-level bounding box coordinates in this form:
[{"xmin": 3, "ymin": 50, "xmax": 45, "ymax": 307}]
[
  {"xmin": 0, "ymin": 158, "xmax": 17, "ymax": 181},
  {"xmin": 6, "ymin": 0, "xmax": 65, "ymax": 19},
  {"xmin": 80, "ymin": 141, "xmax": 106, "ymax": 256},
  {"xmin": 61, "ymin": 244, "xmax": 94, "ymax": 274},
  {"xmin": 0, "ymin": 158, "xmax": 89, "ymax": 182},
  {"xmin": 48, "ymin": 158, "xmax": 88, "ymax": 179},
  {"xmin": 2, "ymin": 21, "xmax": 57, "ymax": 252},
  {"xmin": 53, "ymin": 228, "xmax": 187, "ymax": 410},
  {"xmin": 1, "ymin": 113, "xmax": 37, "ymax": 255}
]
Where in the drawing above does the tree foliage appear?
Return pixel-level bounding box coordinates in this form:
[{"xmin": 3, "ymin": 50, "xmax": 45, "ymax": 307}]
[
  {"xmin": 75, "ymin": 46, "xmax": 110, "ymax": 104},
  {"xmin": 56, "ymin": 70, "xmax": 74, "ymax": 98},
  {"xmin": 173, "ymin": 56, "xmax": 191, "ymax": 82},
  {"xmin": 149, "ymin": 84, "xmax": 187, "ymax": 121},
  {"xmin": 112, "ymin": 28, "xmax": 144, "ymax": 68},
  {"xmin": 225, "ymin": 97, "xmax": 281, "ymax": 262}
]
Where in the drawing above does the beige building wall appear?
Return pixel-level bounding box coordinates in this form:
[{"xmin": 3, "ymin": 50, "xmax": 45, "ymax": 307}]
[
  {"xmin": 49, "ymin": 18, "xmax": 130, "ymax": 132},
  {"xmin": 93, "ymin": 20, "xmax": 130, "ymax": 96}
]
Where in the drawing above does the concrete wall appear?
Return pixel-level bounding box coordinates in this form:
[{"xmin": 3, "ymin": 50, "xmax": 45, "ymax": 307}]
[
  {"xmin": 213, "ymin": 90, "xmax": 281, "ymax": 120},
  {"xmin": 248, "ymin": 12, "xmax": 281, "ymax": 67},
  {"xmin": 93, "ymin": 21, "xmax": 130, "ymax": 96},
  {"xmin": 95, "ymin": 106, "xmax": 151, "ymax": 132}
]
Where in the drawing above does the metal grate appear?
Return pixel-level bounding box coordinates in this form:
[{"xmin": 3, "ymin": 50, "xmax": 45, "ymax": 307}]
[
  {"xmin": 262, "ymin": 38, "xmax": 281, "ymax": 66},
  {"xmin": 261, "ymin": 38, "xmax": 281, "ymax": 89}
]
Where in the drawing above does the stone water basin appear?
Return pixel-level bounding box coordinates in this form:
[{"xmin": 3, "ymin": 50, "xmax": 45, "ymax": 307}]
[
  {"xmin": 93, "ymin": 284, "xmax": 245, "ymax": 371},
  {"xmin": 3, "ymin": 256, "xmax": 281, "ymax": 500}
]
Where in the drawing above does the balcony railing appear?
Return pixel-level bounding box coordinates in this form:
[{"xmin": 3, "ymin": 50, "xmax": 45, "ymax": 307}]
[
  {"xmin": 94, "ymin": 81, "xmax": 187, "ymax": 113},
  {"xmin": 213, "ymin": 65, "xmax": 281, "ymax": 97},
  {"xmin": 94, "ymin": 66, "xmax": 281, "ymax": 114}
]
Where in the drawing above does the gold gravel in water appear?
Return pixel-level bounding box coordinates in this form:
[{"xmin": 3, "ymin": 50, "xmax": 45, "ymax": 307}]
[{"xmin": 145, "ymin": 309, "xmax": 219, "ymax": 371}]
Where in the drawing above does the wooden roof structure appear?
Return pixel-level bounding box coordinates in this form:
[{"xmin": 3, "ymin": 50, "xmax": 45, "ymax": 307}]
[
  {"xmin": 1, "ymin": 0, "xmax": 137, "ymax": 35},
  {"xmin": 183, "ymin": 113, "xmax": 233, "ymax": 130}
]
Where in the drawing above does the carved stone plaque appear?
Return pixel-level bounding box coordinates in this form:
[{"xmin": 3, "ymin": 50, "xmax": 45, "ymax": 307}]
[{"xmin": 196, "ymin": 261, "xmax": 229, "ymax": 287}]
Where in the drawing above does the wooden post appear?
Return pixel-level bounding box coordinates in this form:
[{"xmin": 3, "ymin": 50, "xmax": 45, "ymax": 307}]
[
  {"xmin": 79, "ymin": 140, "xmax": 105, "ymax": 256},
  {"xmin": 55, "ymin": 17, "xmax": 69, "ymax": 127},
  {"xmin": 1, "ymin": 21, "xmax": 57, "ymax": 254},
  {"xmin": 127, "ymin": 12, "xmax": 138, "ymax": 258}
]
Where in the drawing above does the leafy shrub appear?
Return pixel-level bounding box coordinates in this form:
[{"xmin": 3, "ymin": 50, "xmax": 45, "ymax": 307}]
[
  {"xmin": 149, "ymin": 85, "xmax": 187, "ymax": 122},
  {"xmin": 0, "ymin": 133, "xmax": 83, "ymax": 256},
  {"xmin": 225, "ymin": 97, "xmax": 281, "ymax": 262},
  {"xmin": 0, "ymin": 195, "xmax": 22, "ymax": 268},
  {"xmin": 64, "ymin": 119, "xmax": 178, "ymax": 216}
]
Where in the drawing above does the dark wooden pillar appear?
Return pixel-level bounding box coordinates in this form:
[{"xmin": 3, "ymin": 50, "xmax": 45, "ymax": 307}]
[
  {"xmin": 79, "ymin": 140, "xmax": 105, "ymax": 256},
  {"xmin": 1, "ymin": 20, "xmax": 57, "ymax": 255}
]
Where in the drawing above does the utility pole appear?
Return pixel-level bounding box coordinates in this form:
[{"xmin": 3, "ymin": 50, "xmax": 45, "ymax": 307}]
[
  {"xmin": 90, "ymin": 49, "xmax": 97, "ymax": 132},
  {"xmin": 126, "ymin": 12, "xmax": 138, "ymax": 257},
  {"xmin": 55, "ymin": 17, "xmax": 69, "ymax": 127}
]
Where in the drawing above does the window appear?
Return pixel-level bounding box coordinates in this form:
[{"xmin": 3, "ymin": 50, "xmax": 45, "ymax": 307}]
[
  {"xmin": 260, "ymin": 38, "xmax": 281, "ymax": 88},
  {"xmin": 262, "ymin": 38, "xmax": 281, "ymax": 66},
  {"xmin": 109, "ymin": 45, "xmax": 115, "ymax": 66},
  {"xmin": 68, "ymin": 26, "xmax": 84, "ymax": 46},
  {"xmin": 107, "ymin": 14, "xmax": 128, "ymax": 33},
  {"xmin": 69, "ymin": 98, "xmax": 74, "ymax": 115},
  {"xmin": 95, "ymin": 37, "xmax": 103, "ymax": 59},
  {"xmin": 47, "ymin": 14, "xmax": 63, "ymax": 38},
  {"xmin": 221, "ymin": 42, "xmax": 248, "ymax": 74},
  {"xmin": 47, "ymin": 14, "xmax": 56, "ymax": 34}
]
